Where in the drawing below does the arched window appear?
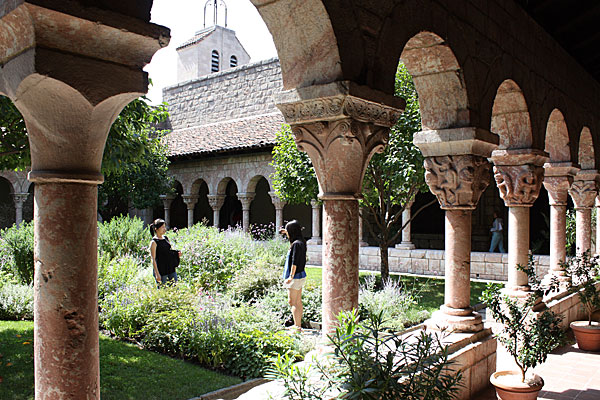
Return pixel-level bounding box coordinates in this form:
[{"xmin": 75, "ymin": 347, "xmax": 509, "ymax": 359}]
[
  {"xmin": 211, "ymin": 50, "xmax": 219, "ymax": 72},
  {"xmin": 230, "ymin": 55, "xmax": 237, "ymax": 68}
]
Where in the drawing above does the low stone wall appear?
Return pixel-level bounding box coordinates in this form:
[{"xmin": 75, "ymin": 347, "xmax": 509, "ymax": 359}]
[{"xmin": 307, "ymin": 244, "xmax": 551, "ymax": 281}]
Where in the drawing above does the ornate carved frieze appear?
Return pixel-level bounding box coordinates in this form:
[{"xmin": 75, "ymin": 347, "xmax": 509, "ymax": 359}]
[
  {"xmin": 207, "ymin": 194, "xmax": 225, "ymax": 210},
  {"xmin": 423, "ymin": 155, "xmax": 491, "ymax": 210},
  {"xmin": 569, "ymin": 180, "xmax": 598, "ymax": 209},
  {"xmin": 277, "ymin": 95, "xmax": 401, "ymax": 128},
  {"xmin": 543, "ymin": 176, "xmax": 573, "ymax": 206},
  {"xmin": 493, "ymin": 164, "xmax": 544, "ymax": 206},
  {"xmin": 291, "ymin": 118, "xmax": 390, "ymax": 196}
]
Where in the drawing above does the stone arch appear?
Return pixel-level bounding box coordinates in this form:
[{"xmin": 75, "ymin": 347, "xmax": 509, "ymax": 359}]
[
  {"xmin": 578, "ymin": 127, "xmax": 595, "ymax": 170},
  {"xmin": 251, "ymin": 0, "xmax": 342, "ymax": 90},
  {"xmin": 190, "ymin": 178, "xmax": 212, "ymax": 226},
  {"xmin": 490, "ymin": 79, "xmax": 532, "ymax": 149},
  {"xmin": 544, "ymin": 109, "xmax": 571, "ymax": 163},
  {"xmin": 400, "ymin": 31, "xmax": 469, "ymax": 130},
  {"xmin": 246, "ymin": 174, "xmax": 271, "ymax": 193},
  {"xmin": 249, "ymin": 176, "xmax": 275, "ymax": 229},
  {"xmin": 216, "ymin": 177, "xmax": 236, "ymax": 196},
  {"xmin": 190, "ymin": 178, "xmax": 209, "ymax": 195},
  {"xmin": 170, "ymin": 180, "xmax": 187, "ymax": 229}
]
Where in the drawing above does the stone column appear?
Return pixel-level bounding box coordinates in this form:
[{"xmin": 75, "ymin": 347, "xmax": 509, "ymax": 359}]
[
  {"xmin": 543, "ymin": 163, "xmax": 577, "ymax": 284},
  {"xmin": 12, "ymin": 192, "xmax": 29, "ymax": 226},
  {"xmin": 490, "ymin": 149, "xmax": 548, "ymax": 296},
  {"xmin": 308, "ymin": 199, "xmax": 322, "ymax": 245},
  {"xmin": 182, "ymin": 195, "xmax": 199, "ymax": 228},
  {"xmin": 159, "ymin": 194, "xmax": 176, "ymax": 228},
  {"xmin": 0, "ymin": 4, "xmax": 169, "ymax": 397},
  {"xmin": 421, "ymin": 154, "xmax": 492, "ymax": 332},
  {"xmin": 207, "ymin": 195, "xmax": 226, "ymax": 228},
  {"xmin": 276, "ymin": 82, "xmax": 403, "ymax": 334},
  {"xmin": 358, "ymin": 210, "xmax": 368, "ymax": 246},
  {"xmin": 569, "ymin": 171, "xmax": 599, "ymax": 255},
  {"xmin": 268, "ymin": 191, "xmax": 287, "ymax": 229},
  {"xmin": 596, "ymin": 197, "xmax": 600, "ymax": 255},
  {"xmin": 396, "ymin": 199, "xmax": 416, "ymax": 249},
  {"xmin": 237, "ymin": 192, "xmax": 255, "ymax": 232}
]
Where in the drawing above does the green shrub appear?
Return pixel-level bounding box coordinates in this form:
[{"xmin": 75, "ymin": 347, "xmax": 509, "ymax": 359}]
[
  {"xmin": 0, "ymin": 283, "xmax": 33, "ymax": 320},
  {"xmin": 230, "ymin": 259, "xmax": 281, "ymax": 302},
  {"xmin": 98, "ymin": 215, "xmax": 149, "ymax": 262},
  {"xmin": 258, "ymin": 283, "xmax": 322, "ymax": 327},
  {"xmin": 97, "ymin": 254, "xmax": 151, "ymax": 301},
  {"xmin": 0, "ymin": 222, "xmax": 34, "ymax": 285}
]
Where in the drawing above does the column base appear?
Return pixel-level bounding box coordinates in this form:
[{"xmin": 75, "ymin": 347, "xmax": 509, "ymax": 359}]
[
  {"xmin": 500, "ymin": 287, "xmax": 545, "ymax": 311},
  {"xmin": 395, "ymin": 242, "xmax": 415, "ymax": 250},
  {"xmin": 425, "ymin": 308, "xmax": 483, "ymax": 333},
  {"xmin": 308, "ymin": 237, "xmax": 322, "ymax": 245},
  {"xmin": 359, "ymin": 240, "xmax": 368, "ymax": 247}
]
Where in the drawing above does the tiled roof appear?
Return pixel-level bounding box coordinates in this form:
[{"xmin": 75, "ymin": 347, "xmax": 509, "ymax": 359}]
[
  {"xmin": 176, "ymin": 26, "xmax": 216, "ymax": 50},
  {"xmin": 165, "ymin": 113, "xmax": 285, "ymax": 157}
]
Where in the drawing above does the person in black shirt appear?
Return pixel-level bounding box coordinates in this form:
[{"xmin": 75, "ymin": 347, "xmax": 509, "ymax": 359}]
[
  {"xmin": 149, "ymin": 219, "xmax": 181, "ymax": 286},
  {"xmin": 280, "ymin": 220, "xmax": 307, "ymax": 331}
]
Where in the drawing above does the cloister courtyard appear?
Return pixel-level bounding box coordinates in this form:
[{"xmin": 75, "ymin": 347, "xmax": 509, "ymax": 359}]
[{"xmin": 1, "ymin": 0, "xmax": 600, "ymax": 399}]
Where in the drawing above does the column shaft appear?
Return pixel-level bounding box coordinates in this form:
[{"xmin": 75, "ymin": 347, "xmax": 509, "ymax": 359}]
[
  {"xmin": 15, "ymin": 203, "xmax": 24, "ymax": 226},
  {"xmin": 34, "ymin": 183, "xmax": 99, "ymax": 399},
  {"xmin": 308, "ymin": 200, "xmax": 322, "ymax": 244},
  {"xmin": 401, "ymin": 207, "xmax": 411, "ymax": 243},
  {"xmin": 242, "ymin": 209, "xmax": 250, "ymax": 232},
  {"xmin": 507, "ymin": 206, "xmax": 530, "ymax": 290},
  {"xmin": 596, "ymin": 198, "xmax": 600, "ymax": 254},
  {"xmin": 275, "ymin": 207, "xmax": 284, "ymax": 230},
  {"xmin": 444, "ymin": 210, "xmax": 472, "ymax": 310},
  {"xmin": 576, "ymin": 208, "xmax": 592, "ymax": 254},
  {"xmin": 322, "ymin": 199, "xmax": 359, "ymax": 334},
  {"xmin": 213, "ymin": 209, "xmax": 220, "ymax": 228},
  {"xmin": 549, "ymin": 204, "xmax": 567, "ymax": 276},
  {"xmin": 187, "ymin": 208, "xmax": 194, "ymax": 228}
]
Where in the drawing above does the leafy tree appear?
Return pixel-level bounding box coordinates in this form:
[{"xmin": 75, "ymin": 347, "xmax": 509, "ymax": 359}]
[
  {"xmin": 0, "ymin": 94, "xmax": 172, "ymax": 220},
  {"xmin": 271, "ymin": 63, "xmax": 435, "ymax": 282}
]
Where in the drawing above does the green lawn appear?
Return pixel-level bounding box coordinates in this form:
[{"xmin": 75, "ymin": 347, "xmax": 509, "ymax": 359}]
[
  {"xmin": 0, "ymin": 321, "xmax": 241, "ymax": 400},
  {"xmin": 305, "ymin": 266, "xmax": 497, "ymax": 313}
]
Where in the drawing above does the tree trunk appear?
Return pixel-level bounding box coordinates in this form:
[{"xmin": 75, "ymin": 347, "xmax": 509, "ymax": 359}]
[{"xmin": 380, "ymin": 243, "xmax": 390, "ymax": 283}]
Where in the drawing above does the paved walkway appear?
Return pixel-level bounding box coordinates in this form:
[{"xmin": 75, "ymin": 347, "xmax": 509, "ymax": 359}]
[{"xmin": 474, "ymin": 342, "xmax": 600, "ymax": 400}]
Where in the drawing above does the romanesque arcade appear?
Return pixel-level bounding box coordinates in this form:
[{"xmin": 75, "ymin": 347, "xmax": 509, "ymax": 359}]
[{"xmin": 0, "ymin": 1, "xmax": 599, "ymax": 399}]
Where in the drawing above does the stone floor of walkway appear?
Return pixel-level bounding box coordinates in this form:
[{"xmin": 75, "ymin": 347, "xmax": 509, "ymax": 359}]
[{"xmin": 473, "ymin": 342, "xmax": 600, "ymax": 400}]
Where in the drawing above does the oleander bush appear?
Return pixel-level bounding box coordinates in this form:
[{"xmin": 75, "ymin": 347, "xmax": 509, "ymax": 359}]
[{"xmin": 0, "ymin": 221, "xmax": 35, "ymax": 285}]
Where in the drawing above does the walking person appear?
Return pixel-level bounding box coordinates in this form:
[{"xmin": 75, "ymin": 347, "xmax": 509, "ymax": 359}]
[
  {"xmin": 149, "ymin": 218, "xmax": 181, "ymax": 286},
  {"xmin": 280, "ymin": 220, "xmax": 307, "ymax": 332},
  {"xmin": 489, "ymin": 211, "xmax": 506, "ymax": 253}
]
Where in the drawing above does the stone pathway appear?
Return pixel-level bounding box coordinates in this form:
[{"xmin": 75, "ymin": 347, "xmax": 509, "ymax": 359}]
[{"xmin": 473, "ymin": 342, "xmax": 600, "ymax": 400}]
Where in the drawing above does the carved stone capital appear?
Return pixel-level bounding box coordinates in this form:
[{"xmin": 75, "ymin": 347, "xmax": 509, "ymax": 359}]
[
  {"xmin": 423, "ymin": 155, "xmax": 491, "ymax": 210},
  {"xmin": 12, "ymin": 192, "xmax": 29, "ymax": 206},
  {"xmin": 207, "ymin": 194, "xmax": 226, "ymax": 210},
  {"xmin": 543, "ymin": 176, "xmax": 573, "ymax": 206},
  {"xmin": 493, "ymin": 164, "xmax": 544, "ymax": 207},
  {"xmin": 159, "ymin": 194, "xmax": 176, "ymax": 208},
  {"xmin": 291, "ymin": 118, "xmax": 390, "ymax": 196},
  {"xmin": 268, "ymin": 191, "xmax": 286, "ymax": 209},
  {"xmin": 237, "ymin": 192, "xmax": 255, "ymax": 210},
  {"xmin": 569, "ymin": 180, "xmax": 598, "ymax": 209},
  {"xmin": 182, "ymin": 194, "xmax": 199, "ymax": 209}
]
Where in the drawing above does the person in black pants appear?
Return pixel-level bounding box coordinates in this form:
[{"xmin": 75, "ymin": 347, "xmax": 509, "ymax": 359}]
[
  {"xmin": 149, "ymin": 219, "xmax": 181, "ymax": 286},
  {"xmin": 280, "ymin": 220, "xmax": 307, "ymax": 331}
]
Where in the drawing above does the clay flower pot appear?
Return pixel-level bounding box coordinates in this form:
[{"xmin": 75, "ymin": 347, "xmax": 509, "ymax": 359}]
[
  {"xmin": 570, "ymin": 321, "xmax": 600, "ymax": 351},
  {"xmin": 490, "ymin": 371, "xmax": 544, "ymax": 400}
]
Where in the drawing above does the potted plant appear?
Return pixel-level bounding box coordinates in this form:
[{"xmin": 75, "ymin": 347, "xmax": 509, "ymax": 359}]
[
  {"xmin": 561, "ymin": 250, "xmax": 600, "ymax": 351},
  {"xmin": 481, "ymin": 258, "xmax": 564, "ymax": 400}
]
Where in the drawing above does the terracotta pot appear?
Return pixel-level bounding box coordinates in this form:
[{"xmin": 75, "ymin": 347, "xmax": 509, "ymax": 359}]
[
  {"xmin": 570, "ymin": 321, "xmax": 600, "ymax": 351},
  {"xmin": 490, "ymin": 371, "xmax": 544, "ymax": 400}
]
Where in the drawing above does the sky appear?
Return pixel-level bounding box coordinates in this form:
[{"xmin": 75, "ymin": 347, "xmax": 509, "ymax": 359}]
[{"xmin": 145, "ymin": 0, "xmax": 278, "ymax": 104}]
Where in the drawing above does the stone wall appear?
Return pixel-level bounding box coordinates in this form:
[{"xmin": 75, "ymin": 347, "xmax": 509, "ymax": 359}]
[
  {"xmin": 164, "ymin": 58, "xmax": 283, "ymax": 130},
  {"xmin": 307, "ymin": 244, "xmax": 550, "ymax": 281}
]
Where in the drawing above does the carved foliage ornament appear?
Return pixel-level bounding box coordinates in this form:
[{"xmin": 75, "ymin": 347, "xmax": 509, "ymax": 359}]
[
  {"xmin": 278, "ymin": 95, "xmax": 401, "ymax": 128},
  {"xmin": 542, "ymin": 176, "xmax": 572, "ymax": 206},
  {"xmin": 569, "ymin": 180, "xmax": 598, "ymax": 209},
  {"xmin": 493, "ymin": 164, "xmax": 544, "ymax": 206},
  {"xmin": 207, "ymin": 195, "xmax": 225, "ymax": 209},
  {"xmin": 291, "ymin": 119, "xmax": 389, "ymax": 194},
  {"xmin": 424, "ymin": 155, "xmax": 491, "ymax": 209}
]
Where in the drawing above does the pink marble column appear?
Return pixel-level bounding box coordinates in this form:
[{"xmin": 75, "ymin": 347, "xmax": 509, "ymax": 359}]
[
  {"xmin": 207, "ymin": 194, "xmax": 225, "ymax": 228},
  {"xmin": 322, "ymin": 196, "xmax": 359, "ymax": 333},
  {"xmin": 596, "ymin": 197, "xmax": 600, "ymax": 255},
  {"xmin": 422, "ymin": 154, "xmax": 492, "ymax": 332},
  {"xmin": 32, "ymin": 178, "xmax": 101, "ymax": 399},
  {"xmin": 543, "ymin": 168, "xmax": 575, "ymax": 284},
  {"xmin": 182, "ymin": 195, "xmax": 199, "ymax": 227},
  {"xmin": 491, "ymin": 149, "xmax": 547, "ymax": 297},
  {"xmin": 276, "ymin": 82, "xmax": 403, "ymax": 335},
  {"xmin": 569, "ymin": 174, "xmax": 598, "ymax": 255}
]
